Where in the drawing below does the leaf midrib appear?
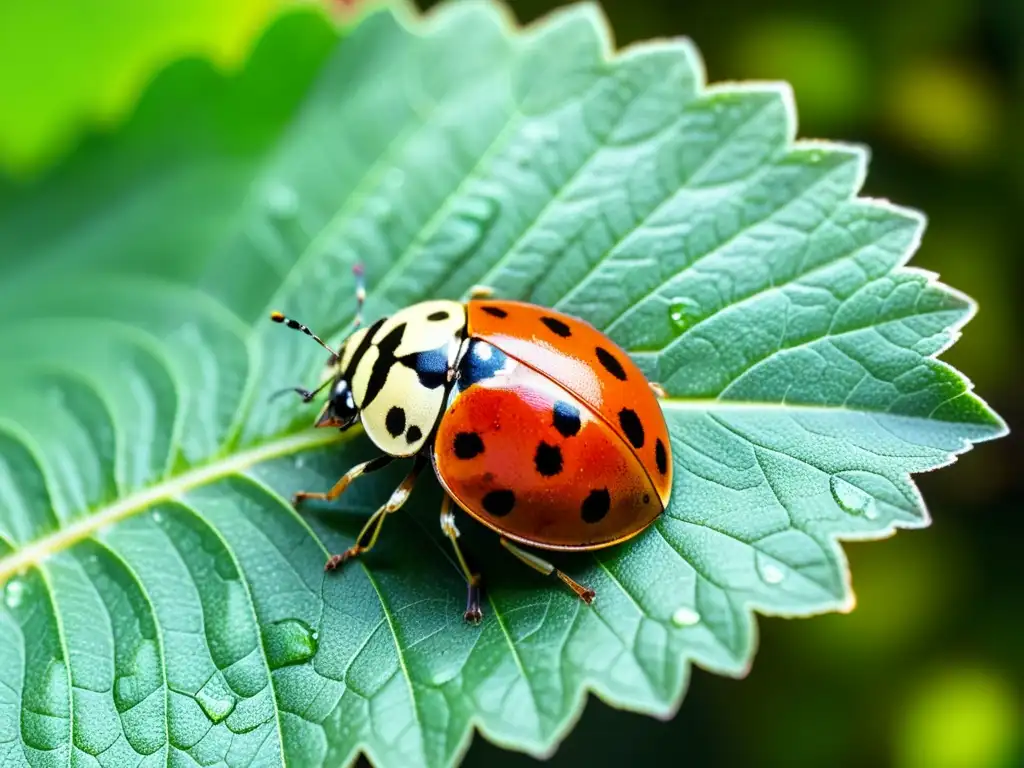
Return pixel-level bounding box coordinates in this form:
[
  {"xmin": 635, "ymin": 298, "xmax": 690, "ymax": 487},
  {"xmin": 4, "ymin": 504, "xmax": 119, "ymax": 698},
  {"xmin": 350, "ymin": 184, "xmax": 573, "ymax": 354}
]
[
  {"xmin": 0, "ymin": 397, "xmax": 1002, "ymax": 585},
  {"xmin": 0, "ymin": 429, "xmax": 344, "ymax": 583}
]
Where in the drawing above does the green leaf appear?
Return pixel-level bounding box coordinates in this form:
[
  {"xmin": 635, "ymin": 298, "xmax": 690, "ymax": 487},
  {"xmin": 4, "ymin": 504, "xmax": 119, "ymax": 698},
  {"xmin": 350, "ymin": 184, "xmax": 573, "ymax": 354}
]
[{"xmin": 0, "ymin": 2, "xmax": 1006, "ymax": 766}]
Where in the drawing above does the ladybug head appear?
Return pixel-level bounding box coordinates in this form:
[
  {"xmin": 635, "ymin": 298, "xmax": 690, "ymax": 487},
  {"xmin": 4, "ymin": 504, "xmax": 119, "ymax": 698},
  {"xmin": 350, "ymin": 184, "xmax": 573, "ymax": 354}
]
[
  {"xmin": 314, "ymin": 375, "xmax": 359, "ymax": 430},
  {"xmin": 269, "ymin": 263, "xmax": 368, "ymax": 429}
]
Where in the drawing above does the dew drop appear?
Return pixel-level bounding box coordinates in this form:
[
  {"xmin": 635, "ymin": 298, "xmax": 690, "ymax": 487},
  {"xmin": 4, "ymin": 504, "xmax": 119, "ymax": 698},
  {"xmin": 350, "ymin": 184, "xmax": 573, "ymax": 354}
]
[
  {"xmin": 265, "ymin": 619, "xmax": 319, "ymax": 670},
  {"xmin": 522, "ymin": 121, "xmax": 559, "ymax": 143},
  {"xmin": 671, "ymin": 606, "xmax": 701, "ymax": 627},
  {"xmin": 668, "ymin": 298, "xmax": 701, "ymax": 333},
  {"xmin": 830, "ymin": 475, "xmax": 878, "ymax": 519},
  {"xmin": 196, "ymin": 675, "xmax": 237, "ymax": 724},
  {"xmin": 385, "ymin": 168, "xmax": 406, "ymax": 190},
  {"xmin": 365, "ymin": 196, "xmax": 393, "ymax": 220},
  {"xmin": 762, "ymin": 564, "xmax": 785, "ymax": 584},
  {"xmin": 808, "ymin": 149, "xmax": 824, "ymax": 163},
  {"xmin": 114, "ymin": 676, "xmax": 138, "ymax": 711},
  {"xmin": 152, "ymin": 510, "xmax": 163, "ymax": 524},
  {"xmin": 114, "ymin": 639, "xmax": 160, "ymax": 714},
  {"xmin": 197, "ymin": 692, "xmax": 236, "ymax": 724},
  {"xmin": 4, "ymin": 579, "xmax": 24, "ymax": 609},
  {"xmin": 266, "ymin": 183, "xmax": 298, "ymax": 219}
]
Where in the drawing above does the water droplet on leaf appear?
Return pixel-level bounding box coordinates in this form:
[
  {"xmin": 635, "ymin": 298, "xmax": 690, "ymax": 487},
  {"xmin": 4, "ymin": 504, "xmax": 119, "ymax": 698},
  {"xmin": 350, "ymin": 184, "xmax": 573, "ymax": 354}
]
[
  {"xmin": 4, "ymin": 579, "xmax": 24, "ymax": 609},
  {"xmin": 671, "ymin": 606, "xmax": 701, "ymax": 627},
  {"xmin": 265, "ymin": 619, "xmax": 319, "ymax": 669},
  {"xmin": 114, "ymin": 639, "xmax": 160, "ymax": 713},
  {"xmin": 385, "ymin": 168, "xmax": 406, "ymax": 190},
  {"xmin": 522, "ymin": 122, "xmax": 559, "ymax": 143},
  {"xmin": 196, "ymin": 675, "xmax": 237, "ymax": 724},
  {"xmin": 267, "ymin": 183, "xmax": 298, "ymax": 219},
  {"xmin": 830, "ymin": 475, "xmax": 878, "ymax": 519},
  {"xmin": 668, "ymin": 298, "xmax": 701, "ymax": 333},
  {"xmin": 152, "ymin": 510, "xmax": 163, "ymax": 524},
  {"xmin": 762, "ymin": 564, "xmax": 785, "ymax": 584}
]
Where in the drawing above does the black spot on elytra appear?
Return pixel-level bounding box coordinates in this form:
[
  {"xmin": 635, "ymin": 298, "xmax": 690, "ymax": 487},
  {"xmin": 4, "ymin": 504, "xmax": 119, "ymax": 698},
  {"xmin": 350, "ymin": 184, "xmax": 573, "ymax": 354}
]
[
  {"xmin": 457, "ymin": 340, "xmax": 506, "ymax": 391},
  {"xmin": 454, "ymin": 432, "xmax": 484, "ymax": 459},
  {"xmin": 655, "ymin": 438, "xmax": 668, "ymax": 475},
  {"xmin": 406, "ymin": 426, "xmax": 423, "ymax": 444},
  {"xmin": 398, "ymin": 345, "xmax": 448, "ymax": 389},
  {"xmin": 481, "ymin": 306, "xmax": 507, "ymax": 318},
  {"xmin": 541, "ymin": 316, "xmax": 572, "ymax": 337},
  {"xmin": 482, "ymin": 489, "xmax": 515, "ymax": 517},
  {"xmin": 618, "ymin": 408, "xmax": 644, "ymax": 448},
  {"xmin": 552, "ymin": 400, "xmax": 581, "ymax": 438},
  {"xmin": 643, "ymin": 493, "xmax": 651, "ymax": 504},
  {"xmin": 385, "ymin": 406, "xmax": 406, "ymax": 438},
  {"xmin": 596, "ymin": 346, "xmax": 627, "ymax": 381},
  {"xmin": 581, "ymin": 488, "xmax": 610, "ymax": 523},
  {"xmin": 534, "ymin": 442, "xmax": 563, "ymax": 477},
  {"xmin": 427, "ymin": 310, "xmax": 449, "ymax": 321}
]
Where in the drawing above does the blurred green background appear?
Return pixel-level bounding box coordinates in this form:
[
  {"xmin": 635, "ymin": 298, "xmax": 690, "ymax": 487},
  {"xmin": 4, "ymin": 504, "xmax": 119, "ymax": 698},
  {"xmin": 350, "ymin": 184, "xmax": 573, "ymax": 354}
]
[{"xmin": 0, "ymin": 0, "xmax": 1019, "ymax": 766}]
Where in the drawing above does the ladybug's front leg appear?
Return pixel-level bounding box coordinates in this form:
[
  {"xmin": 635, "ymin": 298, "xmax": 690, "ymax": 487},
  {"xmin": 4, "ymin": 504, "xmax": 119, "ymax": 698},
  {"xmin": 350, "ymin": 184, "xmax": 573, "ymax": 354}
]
[
  {"xmin": 324, "ymin": 455, "xmax": 426, "ymax": 571},
  {"xmin": 292, "ymin": 455, "xmax": 394, "ymax": 506},
  {"xmin": 440, "ymin": 495, "xmax": 483, "ymax": 624}
]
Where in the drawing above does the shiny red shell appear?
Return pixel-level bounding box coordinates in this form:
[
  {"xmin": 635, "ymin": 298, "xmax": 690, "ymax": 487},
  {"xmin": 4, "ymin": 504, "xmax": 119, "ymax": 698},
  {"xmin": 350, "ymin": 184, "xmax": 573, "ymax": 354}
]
[{"xmin": 431, "ymin": 300, "xmax": 673, "ymax": 551}]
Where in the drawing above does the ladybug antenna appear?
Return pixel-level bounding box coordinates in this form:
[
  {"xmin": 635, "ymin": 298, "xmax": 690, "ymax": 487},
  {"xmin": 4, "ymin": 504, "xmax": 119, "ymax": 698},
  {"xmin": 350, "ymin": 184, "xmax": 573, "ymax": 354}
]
[
  {"xmin": 352, "ymin": 262, "xmax": 366, "ymax": 331},
  {"xmin": 268, "ymin": 311, "xmax": 339, "ymax": 358},
  {"xmin": 269, "ymin": 378, "xmax": 334, "ymax": 404}
]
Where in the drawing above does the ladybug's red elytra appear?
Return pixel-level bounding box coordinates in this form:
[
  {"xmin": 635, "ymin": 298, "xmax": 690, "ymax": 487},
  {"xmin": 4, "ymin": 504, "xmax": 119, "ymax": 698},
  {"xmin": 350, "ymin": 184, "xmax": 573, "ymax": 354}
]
[{"xmin": 271, "ymin": 270, "xmax": 672, "ymax": 623}]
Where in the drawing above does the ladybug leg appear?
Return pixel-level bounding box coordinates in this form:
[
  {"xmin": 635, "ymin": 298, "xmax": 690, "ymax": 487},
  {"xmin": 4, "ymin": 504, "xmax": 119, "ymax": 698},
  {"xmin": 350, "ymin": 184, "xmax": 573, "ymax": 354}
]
[
  {"xmin": 439, "ymin": 495, "xmax": 483, "ymax": 624},
  {"xmin": 324, "ymin": 455, "xmax": 426, "ymax": 571},
  {"xmin": 499, "ymin": 538, "xmax": 596, "ymax": 605},
  {"xmin": 468, "ymin": 285, "xmax": 494, "ymax": 299},
  {"xmin": 293, "ymin": 455, "xmax": 394, "ymax": 506},
  {"xmin": 648, "ymin": 382, "xmax": 667, "ymax": 398}
]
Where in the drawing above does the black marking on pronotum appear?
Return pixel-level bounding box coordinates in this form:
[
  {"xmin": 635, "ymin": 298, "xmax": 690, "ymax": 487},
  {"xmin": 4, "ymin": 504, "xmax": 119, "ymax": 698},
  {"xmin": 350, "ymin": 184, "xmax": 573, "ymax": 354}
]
[
  {"xmin": 361, "ymin": 322, "xmax": 407, "ymax": 408},
  {"xmin": 454, "ymin": 432, "xmax": 484, "ymax": 459},
  {"xmin": 457, "ymin": 340, "xmax": 506, "ymax": 391},
  {"xmin": 595, "ymin": 346, "xmax": 627, "ymax": 381},
  {"xmin": 480, "ymin": 306, "xmax": 508, "ymax": 318},
  {"xmin": 552, "ymin": 400, "xmax": 581, "ymax": 438},
  {"xmin": 655, "ymin": 438, "xmax": 668, "ymax": 475},
  {"xmin": 427, "ymin": 310, "xmax": 449, "ymax": 321},
  {"xmin": 398, "ymin": 345, "xmax": 449, "ymax": 389},
  {"xmin": 385, "ymin": 406, "xmax": 406, "ymax": 438},
  {"xmin": 406, "ymin": 426, "xmax": 423, "ymax": 444},
  {"xmin": 618, "ymin": 407, "xmax": 644, "ymax": 449},
  {"xmin": 541, "ymin": 316, "xmax": 572, "ymax": 338},
  {"xmin": 534, "ymin": 442, "xmax": 563, "ymax": 477},
  {"xmin": 581, "ymin": 488, "xmax": 611, "ymax": 523},
  {"xmin": 482, "ymin": 489, "xmax": 515, "ymax": 517},
  {"xmin": 342, "ymin": 317, "xmax": 387, "ymax": 381}
]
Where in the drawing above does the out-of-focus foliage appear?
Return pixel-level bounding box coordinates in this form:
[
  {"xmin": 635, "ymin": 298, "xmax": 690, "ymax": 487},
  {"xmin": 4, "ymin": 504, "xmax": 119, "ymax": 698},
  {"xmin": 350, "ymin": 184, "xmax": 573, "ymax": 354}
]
[
  {"xmin": 0, "ymin": 0, "xmax": 302, "ymax": 177},
  {"xmin": 0, "ymin": 0, "xmax": 1019, "ymax": 766}
]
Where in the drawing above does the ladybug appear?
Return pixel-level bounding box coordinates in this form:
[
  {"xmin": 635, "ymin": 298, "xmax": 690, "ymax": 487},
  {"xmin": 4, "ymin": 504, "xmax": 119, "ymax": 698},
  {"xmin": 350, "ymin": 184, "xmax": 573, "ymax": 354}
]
[{"xmin": 271, "ymin": 268, "xmax": 672, "ymax": 623}]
